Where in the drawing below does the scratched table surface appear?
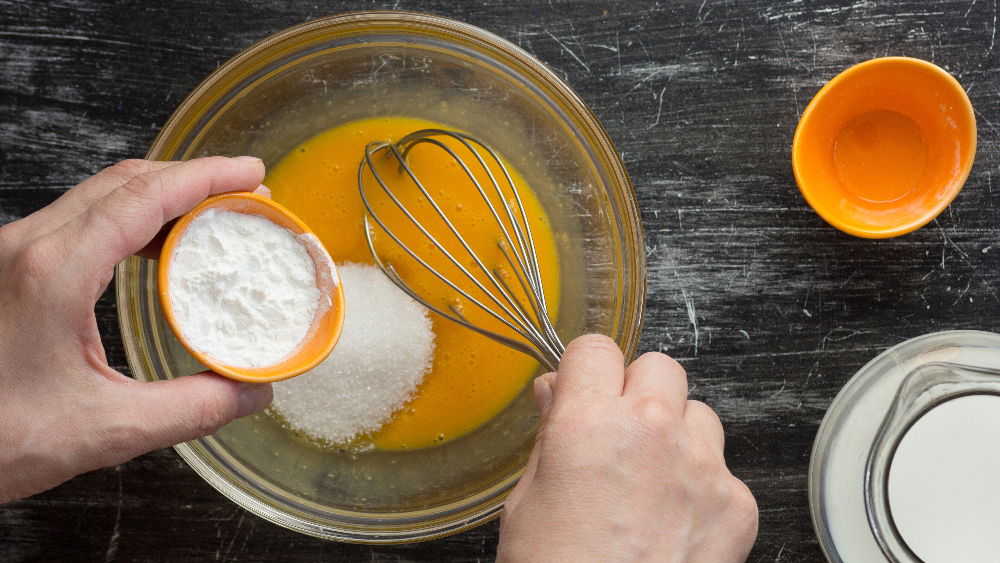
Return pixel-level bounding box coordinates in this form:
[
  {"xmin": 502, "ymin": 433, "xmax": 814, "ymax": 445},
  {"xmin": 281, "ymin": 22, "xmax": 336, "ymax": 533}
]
[{"xmin": 3, "ymin": 1, "xmax": 1000, "ymax": 561}]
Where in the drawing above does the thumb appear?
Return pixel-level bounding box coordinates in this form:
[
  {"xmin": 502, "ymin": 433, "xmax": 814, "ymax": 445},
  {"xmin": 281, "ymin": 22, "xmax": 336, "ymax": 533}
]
[
  {"xmin": 533, "ymin": 372, "xmax": 556, "ymax": 417},
  {"xmin": 118, "ymin": 372, "xmax": 272, "ymax": 455},
  {"xmin": 503, "ymin": 372, "xmax": 556, "ymax": 518},
  {"xmin": 501, "ymin": 429, "xmax": 541, "ymax": 519}
]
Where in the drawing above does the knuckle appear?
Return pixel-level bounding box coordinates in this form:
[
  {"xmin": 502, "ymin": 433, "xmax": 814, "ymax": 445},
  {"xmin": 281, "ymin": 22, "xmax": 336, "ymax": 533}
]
[
  {"xmin": 123, "ymin": 169, "xmax": 165, "ymax": 202},
  {"xmin": 0, "ymin": 221, "xmax": 21, "ymax": 254},
  {"xmin": 103, "ymin": 171, "xmax": 168, "ymax": 240},
  {"xmin": 687, "ymin": 399, "xmax": 723, "ymax": 429},
  {"xmin": 633, "ymin": 351, "xmax": 688, "ymax": 387},
  {"xmin": 196, "ymin": 391, "xmax": 234, "ymax": 436},
  {"xmin": 640, "ymin": 352, "xmax": 687, "ymax": 380},
  {"xmin": 567, "ymin": 334, "xmax": 623, "ymax": 361},
  {"xmin": 102, "ymin": 159, "xmax": 156, "ymax": 184},
  {"xmin": 12, "ymin": 235, "xmax": 63, "ymax": 286},
  {"xmin": 634, "ymin": 351, "xmax": 685, "ymax": 376},
  {"xmin": 633, "ymin": 395, "xmax": 674, "ymax": 430}
]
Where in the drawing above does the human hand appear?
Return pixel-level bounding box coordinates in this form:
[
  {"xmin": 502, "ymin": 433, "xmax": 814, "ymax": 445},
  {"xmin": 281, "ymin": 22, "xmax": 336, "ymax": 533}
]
[
  {"xmin": 0, "ymin": 157, "xmax": 274, "ymax": 504},
  {"xmin": 497, "ymin": 335, "xmax": 758, "ymax": 563}
]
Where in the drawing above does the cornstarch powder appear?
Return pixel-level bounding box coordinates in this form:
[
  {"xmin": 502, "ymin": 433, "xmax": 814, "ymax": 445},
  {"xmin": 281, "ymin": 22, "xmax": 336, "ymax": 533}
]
[
  {"xmin": 271, "ymin": 263, "xmax": 435, "ymax": 444},
  {"xmin": 168, "ymin": 208, "xmax": 321, "ymax": 368}
]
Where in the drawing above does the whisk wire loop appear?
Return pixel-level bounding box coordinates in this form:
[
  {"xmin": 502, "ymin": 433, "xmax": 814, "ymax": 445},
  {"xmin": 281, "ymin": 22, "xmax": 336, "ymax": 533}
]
[
  {"xmin": 400, "ymin": 134, "xmax": 545, "ymax": 309},
  {"xmin": 497, "ymin": 241, "xmax": 565, "ymax": 356},
  {"xmin": 490, "ymin": 261, "xmax": 562, "ymax": 363},
  {"xmin": 362, "ymin": 216, "xmax": 556, "ymax": 370},
  {"xmin": 391, "ymin": 138, "xmax": 542, "ymax": 330},
  {"xmin": 401, "ymin": 132, "xmax": 546, "ymax": 307},
  {"xmin": 399, "ymin": 131, "xmax": 560, "ymax": 349},
  {"xmin": 359, "ymin": 145, "xmax": 540, "ymax": 346},
  {"xmin": 358, "ymin": 129, "xmax": 564, "ymax": 371},
  {"xmin": 364, "ymin": 140, "xmax": 544, "ymax": 343}
]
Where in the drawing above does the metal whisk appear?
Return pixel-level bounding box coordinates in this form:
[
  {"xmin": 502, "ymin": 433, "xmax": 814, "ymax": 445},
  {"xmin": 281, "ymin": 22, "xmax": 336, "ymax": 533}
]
[{"xmin": 357, "ymin": 129, "xmax": 565, "ymax": 371}]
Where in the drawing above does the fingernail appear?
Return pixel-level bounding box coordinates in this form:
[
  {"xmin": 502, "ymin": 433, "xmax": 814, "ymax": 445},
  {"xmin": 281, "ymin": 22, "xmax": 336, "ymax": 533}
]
[
  {"xmin": 533, "ymin": 376, "xmax": 554, "ymax": 415},
  {"xmin": 232, "ymin": 155, "xmax": 262, "ymax": 163},
  {"xmin": 253, "ymin": 184, "xmax": 272, "ymax": 199},
  {"xmin": 236, "ymin": 383, "xmax": 273, "ymax": 418}
]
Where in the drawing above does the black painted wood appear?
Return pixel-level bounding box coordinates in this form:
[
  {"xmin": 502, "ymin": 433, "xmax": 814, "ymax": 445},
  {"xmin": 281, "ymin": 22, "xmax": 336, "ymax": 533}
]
[{"xmin": 3, "ymin": 1, "xmax": 1000, "ymax": 561}]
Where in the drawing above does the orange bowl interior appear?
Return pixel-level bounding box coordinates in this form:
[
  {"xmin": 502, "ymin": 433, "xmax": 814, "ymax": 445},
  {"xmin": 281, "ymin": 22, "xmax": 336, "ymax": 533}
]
[
  {"xmin": 792, "ymin": 57, "xmax": 976, "ymax": 238},
  {"xmin": 157, "ymin": 192, "xmax": 345, "ymax": 383}
]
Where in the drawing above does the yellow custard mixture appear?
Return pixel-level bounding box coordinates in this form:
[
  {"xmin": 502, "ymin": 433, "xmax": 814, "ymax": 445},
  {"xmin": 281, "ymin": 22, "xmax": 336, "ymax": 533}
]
[{"xmin": 265, "ymin": 116, "xmax": 560, "ymax": 449}]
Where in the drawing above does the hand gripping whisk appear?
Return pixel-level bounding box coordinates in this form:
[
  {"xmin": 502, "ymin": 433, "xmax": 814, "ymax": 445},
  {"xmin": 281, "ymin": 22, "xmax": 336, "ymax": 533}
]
[{"xmin": 358, "ymin": 129, "xmax": 565, "ymax": 371}]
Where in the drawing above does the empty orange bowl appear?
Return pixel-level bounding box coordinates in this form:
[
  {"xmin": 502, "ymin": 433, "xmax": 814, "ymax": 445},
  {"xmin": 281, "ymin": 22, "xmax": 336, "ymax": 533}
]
[
  {"xmin": 158, "ymin": 192, "xmax": 345, "ymax": 383},
  {"xmin": 793, "ymin": 57, "xmax": 976, "ymax": 238}
]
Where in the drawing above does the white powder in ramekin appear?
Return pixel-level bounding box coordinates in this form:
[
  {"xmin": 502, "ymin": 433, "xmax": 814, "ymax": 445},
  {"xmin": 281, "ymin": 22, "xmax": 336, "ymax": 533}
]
[{"xmin": 167, "ymin": 208, "xmax": 321, "ymax": 368}]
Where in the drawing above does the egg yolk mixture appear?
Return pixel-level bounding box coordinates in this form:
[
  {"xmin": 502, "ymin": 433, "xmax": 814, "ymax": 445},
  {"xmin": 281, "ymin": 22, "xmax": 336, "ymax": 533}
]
[{"xmin": 265, "ymin": 117, "xmax": 560, "ymax": 449}]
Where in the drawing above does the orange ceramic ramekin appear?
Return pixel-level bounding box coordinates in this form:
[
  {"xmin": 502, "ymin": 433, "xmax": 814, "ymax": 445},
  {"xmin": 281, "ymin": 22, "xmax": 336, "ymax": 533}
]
[
  {"xmin": 158, "ymin": 192, "xmax": 345, "ymax": 383},
  {"xmin": 793, "ymin": 57, "xmax": 976, "ymax": 238}
]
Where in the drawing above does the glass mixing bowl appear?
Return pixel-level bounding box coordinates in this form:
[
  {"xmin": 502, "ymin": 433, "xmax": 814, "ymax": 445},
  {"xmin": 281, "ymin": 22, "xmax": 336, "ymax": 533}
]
[{"xmin": 116, "ymin": 11, "xmax": 645, "ymax": 542}]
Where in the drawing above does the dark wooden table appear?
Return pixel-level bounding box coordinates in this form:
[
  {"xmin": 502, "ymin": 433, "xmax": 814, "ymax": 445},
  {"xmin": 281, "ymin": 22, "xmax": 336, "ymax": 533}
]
[{"xmin": 3, "ymin": 1, "xmax": 999, "ymax": 561}]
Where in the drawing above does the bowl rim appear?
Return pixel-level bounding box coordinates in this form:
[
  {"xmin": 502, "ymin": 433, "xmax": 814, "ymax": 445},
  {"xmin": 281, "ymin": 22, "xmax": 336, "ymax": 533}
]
[
  {"xmin": 791, "ymin": 56, "xmax": 977, "ymax": 239},
  {"xmin": 119, "ymin": 10, "xmax": 646, "ymax": 543}
]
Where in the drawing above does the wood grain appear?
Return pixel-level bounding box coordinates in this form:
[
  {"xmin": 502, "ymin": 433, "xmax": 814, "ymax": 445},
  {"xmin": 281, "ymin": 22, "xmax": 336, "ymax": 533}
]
[{"xmin": 4, "ymin": 1, "xmax": 1000, "ymax": 561}]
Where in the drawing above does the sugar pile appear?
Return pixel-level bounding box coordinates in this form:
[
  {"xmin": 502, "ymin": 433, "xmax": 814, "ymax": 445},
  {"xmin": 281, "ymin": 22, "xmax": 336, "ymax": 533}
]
[
  {"xmin": 167, "ymin": 208, "xmax": 321, "ymax": 368},
  {"xmin": 271, "ymin": 263, "xmax": 435, "ymax": 444}
]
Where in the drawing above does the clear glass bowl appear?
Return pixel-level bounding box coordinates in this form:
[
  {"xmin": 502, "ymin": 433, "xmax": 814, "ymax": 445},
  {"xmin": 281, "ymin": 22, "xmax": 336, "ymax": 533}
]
[{"xmin": 116, "ymin": 11, "xmax": 645, "ymax": 543}]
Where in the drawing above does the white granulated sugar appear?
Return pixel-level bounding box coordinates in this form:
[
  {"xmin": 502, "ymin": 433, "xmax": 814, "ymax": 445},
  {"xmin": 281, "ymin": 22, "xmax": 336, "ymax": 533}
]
[
  {"xmin": 271, "ymin": 263, "xmax": 435, "ymax": 445},
  {"xmin": 168, "ymin": 208, "xmax": 321, "ymax": 368}
]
